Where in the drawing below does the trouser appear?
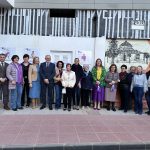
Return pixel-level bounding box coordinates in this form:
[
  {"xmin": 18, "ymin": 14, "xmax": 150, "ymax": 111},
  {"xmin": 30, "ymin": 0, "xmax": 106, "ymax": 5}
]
[
  {"xmin": 133, "ymin": 87, "xmax": 144, "ymax": 114},
  {"xmin": 119, "ymin": 85, "xmax": 130, "ymax": 111},
  {"xmin": 55, "ymin": 84, "xmax": 62, "ymax": 108},
  {"xmin": 41, "ymin": 83, "xmax": 54, "ymax": 107},
  {"xmin": 21, "ymin": 81, "xmax": 30, "ymax": 106},
  {"xmin": 10, "ymin": 83, "xmax": 22, "ymax": 109},
  {"xmin": 63, "ymin": 88, "xmax": 73, "ymax": 109},
  {"xmin": 0, "ymin": 82, "xmax": 9, "ymax": 106},
  {"xmin": 145, "ymin": 87, "xmax": 150, "ymax": 112},
  {"xmin": 81, "ymin": 89, "xmax": 90, "ymax": 107},
  {"xmin": 72, "ymin": 86, "xmax": 80, "ymax": 106}
]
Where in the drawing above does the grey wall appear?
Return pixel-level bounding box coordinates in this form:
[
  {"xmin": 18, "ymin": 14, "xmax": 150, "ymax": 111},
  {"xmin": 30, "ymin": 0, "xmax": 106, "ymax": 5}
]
[
  {"xmin": 14, "ymin": 0, "xmax": 150, "ymax": 9},
  {"xmin": 0, "ymin": 8, "xmax": 149, "ymax": 39}
]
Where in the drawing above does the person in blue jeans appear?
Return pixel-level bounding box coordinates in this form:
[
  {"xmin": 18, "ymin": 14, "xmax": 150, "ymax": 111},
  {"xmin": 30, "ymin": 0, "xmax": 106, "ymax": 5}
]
[
  {"xmin": 6, "ymin": 55, "xmax": 23, "ymax": 111},
  {"xmin": 131, "ymin": 66, "xmax": 148, "ymax": 115},
  {"xmin": 54, "ymin": 61, "xmax": 64, "ymax": 109}
]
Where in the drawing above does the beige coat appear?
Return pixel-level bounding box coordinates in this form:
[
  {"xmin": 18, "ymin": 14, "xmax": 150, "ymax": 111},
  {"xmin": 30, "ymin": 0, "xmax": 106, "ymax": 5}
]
[
  {"xmin": 28, "ymin": 65, "xmax": 38, "ymax": 84},
  {"xmin": 61, "ymin": 71, "xmax": 76, "ymax": 88}
]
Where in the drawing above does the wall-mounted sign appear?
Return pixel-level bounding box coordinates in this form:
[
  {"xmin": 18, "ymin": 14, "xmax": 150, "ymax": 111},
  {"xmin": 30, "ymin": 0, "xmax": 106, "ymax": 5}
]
[{"xmin": 131, "ymin": 20, "xmax": 145, "ymax": 30}]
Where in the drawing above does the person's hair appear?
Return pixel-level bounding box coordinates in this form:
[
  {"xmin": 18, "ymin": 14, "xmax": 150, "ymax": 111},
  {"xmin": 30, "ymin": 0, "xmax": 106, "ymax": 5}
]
[
  {"xmin": 0, "ymin": 53, "xmax": 6, "ymax": 57},
  {"xmin": 130, "ymin": 66, "xmax": 136, "ymax": 70},
  {"xmin": 66, "ymin": 63, "xmax": 72, "ymax": 68},
  {"xmin": 109, "ymin": 64, "xmax": 117, "ymax": 72},
  {"xmin": 137, "ymin": 65, "xmax": 143, "ymax": 69},
  {"xmin": 56, "ymin": 61, "xmax": 64, "ymax": 68},
  {"xmin": 121, "ymin": 64, "xmax": 127, "ymax": 69},
  {"xmin": 23, "ymin": 54, "xmax": 29, "ymax": 59},
  {"xmin": 33, "ymin": 57, "xmax": 39, "ymax": 64},
  {"xmin": 11, "ymin": 55, "xmax": 19, "ymax": 61},
  {"xmin": 95, "ymin": 58, "xmax": 102, "ymax": 67}
]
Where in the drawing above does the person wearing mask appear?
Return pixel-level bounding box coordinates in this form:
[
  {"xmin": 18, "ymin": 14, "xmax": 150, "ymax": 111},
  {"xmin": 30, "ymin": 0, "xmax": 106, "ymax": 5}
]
[
  {"xmin": 21, "ymin": 54, "xmax": 31, "ymax": 107},
  {"xmin": 118, "ymin": 65, "xmax": 130, "ymax": 113},
  {"xmin": 91, "ymin": 58, "xmax": 106, "ymax": 110},
  {"xmin": 105, "ymin": 64, "xmax": 119, "ymax": 111},
  {"xmin": 0, "ymin": 53, "xmax": 10, "ymax": 110},
  {"xmin": 61, "ymin": 63, "xmax": 76, "ymax": 111},
  {"xmin": 71, "ymin": 58, "xmax": 84, "ymax": 110},
  {"xmin": 28, "ymin": 57, "xmax": 40, "ymax": 109},
  {"xmin": 131, "ymin": 66, "xmax": 148, "ymax": 115},
  {"xmin": 6, "ymin": 55, "xmax": 23, "ymax": 111},
  {"xmin": 54, "ymin": 61, "xmax": 64, "ymax": 110},
  {"xmin": 40, "ymin": 55, "xmax": 55, "ymax": 110},
  {"xmin": 81, "ymin": 64, "xmax": 93, "ymax": 109}
]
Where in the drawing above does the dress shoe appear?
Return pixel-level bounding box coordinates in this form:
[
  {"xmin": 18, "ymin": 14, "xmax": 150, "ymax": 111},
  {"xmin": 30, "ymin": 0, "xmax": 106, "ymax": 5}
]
[
  {"xmin": 68, "ymin": 109, "xmax": 71, "ymax": 111},
  {"xmin": 4, "ymin": 106, "xmax": 10, "ymax": 110},
  {"xmin": 147, "ymin": 111, "xmax": 150, "ymax": 115},
  {"xmin": 40, "ymin": 105, "xmax": 46, "ymax": 110},
  {"xmin": 76, "ymin": 106, "xmax": 79, "ymax": 110},
  {"xmin": 18, "ymin": 107, "xmax": 23, "ymax": 110},
  {"xmin": 112, "ymin": 107, "xmax": 116, "ymax": 112},
  {"xmin": 12, "ymin": 108, "xmax": 17, "ymax": 111},
  {"xmin": 124, "ymin": 110, "xmax": 127, "ymax": 113},
  {"xmin": 49, "ymin": 106, "xmax": 53, "ymax": 110},
  {"xmin": 107, "ymin": 107, "xmax": 110, "ymax": 111},
  {"xmin": 63, "ymin": 108, "xmax": 67, "ymax": 111}
]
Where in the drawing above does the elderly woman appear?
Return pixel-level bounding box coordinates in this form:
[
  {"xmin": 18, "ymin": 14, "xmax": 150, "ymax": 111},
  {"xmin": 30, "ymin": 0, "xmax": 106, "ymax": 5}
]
[
  {"xmin": 28, "ymin": 57, "xmax": 40, "ymax": 109},
  {"xmin": 105, "ymin": 64, "xmax": 119, "ymax": 111},
  {"xmin": 131, "ymin": 66, "xmax": 148, "ymax": 115},
  {"xmin": 61, "ymin": 63, "xmax": 76, "ymax": 111},
  {"xmin": 81, "ymin": 64, "xmax": 93, "ymax": 109},
  {"xmin": 6, "ymin": 55, "xmax": 23, "ymax": 111},
  {"xmin": 91, "ymin": 58, "xmax": 106, "ymax": 110}
]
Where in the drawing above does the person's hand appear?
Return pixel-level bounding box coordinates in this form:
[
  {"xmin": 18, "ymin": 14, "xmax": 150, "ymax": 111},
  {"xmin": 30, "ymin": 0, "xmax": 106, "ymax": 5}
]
[
  {"xmin": 1, "ymin": 78, "xmax": 5, "ymax": 82},
  {"xmin": 44, "ymin": 79, "xmax": 49, "ymax": 84},
  {"xmin": 29, "ymin": 83, "xmax": 32, "ymax": 88},
  {"xmin": 12, "ymin": 80, "xmax": 16, "ymax": 85},
  {"xmin": 96, "ymin": 81, "xmax": 100, "ymax": 85},
  {"xmin": 112, "ymin": 81, "xmax": 115, "ymax": 84}
]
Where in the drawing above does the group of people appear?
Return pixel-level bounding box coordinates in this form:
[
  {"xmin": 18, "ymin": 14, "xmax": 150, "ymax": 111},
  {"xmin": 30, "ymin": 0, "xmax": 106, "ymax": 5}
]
[{"xmin": 0, "ymin": 53, "xmax": 150, "ymax": 115}]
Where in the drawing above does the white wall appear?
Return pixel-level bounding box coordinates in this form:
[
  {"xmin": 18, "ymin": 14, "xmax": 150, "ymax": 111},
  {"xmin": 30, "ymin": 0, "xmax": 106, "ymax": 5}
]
[{"xmin": 0, "ymin": 35, "xmax": 106, "ymax": 68}]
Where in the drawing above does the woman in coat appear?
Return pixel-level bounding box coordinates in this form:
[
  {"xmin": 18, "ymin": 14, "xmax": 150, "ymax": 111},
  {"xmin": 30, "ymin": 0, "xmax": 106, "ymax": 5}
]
[
  {"xmin": 28, "ymin": 57, "xmax": 40, "ymax": 109},
  {"xmin": 6, "ymin": 55, "xmax": 23, "ymax": 111},
  {"xmin": 61, "ymin": 63, "xmax": 76, "ymax": 111},
  {"xmin": 105, "ymin": 64, "xmax": 119, "ymax": 111},
  {"xmin": 91, "ymin": 58, "xmax": 106, "ymax": 110}
]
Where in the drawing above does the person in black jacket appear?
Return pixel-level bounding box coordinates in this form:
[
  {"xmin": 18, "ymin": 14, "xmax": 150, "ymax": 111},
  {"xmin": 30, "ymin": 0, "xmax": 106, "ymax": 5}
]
[
  {"xmin": 145, "ymin": 70, "xmax": 150, "ymax": 115},
  {"xmin": 81, "ymin": 65, "xmax": 93, "ymax": 109},
  {"xmin": 21, "ymin": 54, "xmax": 31, "ymax": 107},
  {"xmin": 118, "ymin": 65, "xmax": 130, "ymax": 113},
  {"xmin": 71, "ymin": 58, "xmax": 84, "ymax": 110},
  {"xmin": 127, "ymin": 66, "xmax": 136, "ymax": 110}
]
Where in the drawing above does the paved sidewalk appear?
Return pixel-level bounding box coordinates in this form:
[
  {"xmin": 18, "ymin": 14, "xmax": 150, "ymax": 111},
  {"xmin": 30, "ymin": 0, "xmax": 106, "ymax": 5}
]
[{"xmin": 0, "ymin": 107, "xmax": 149, "ymax": 149}]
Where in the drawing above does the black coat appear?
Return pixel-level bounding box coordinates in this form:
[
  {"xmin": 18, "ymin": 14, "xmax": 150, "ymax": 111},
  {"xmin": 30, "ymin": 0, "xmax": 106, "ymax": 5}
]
[
  {"xmin": 71, "ymin": 64, "xmax": 84, "ymax": 85},
  {"xmin": 81, "ymin": 71, "xmax": 93, "ymax": 90}
]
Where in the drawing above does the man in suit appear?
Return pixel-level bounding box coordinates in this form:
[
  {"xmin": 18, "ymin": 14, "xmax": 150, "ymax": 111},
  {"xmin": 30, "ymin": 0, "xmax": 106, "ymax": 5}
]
[
  {"xmin": 40, "ymin": 55, "xmax": 55, "ymax": 110},
  {"xmin": 0, "ymin": 53, "xmax": 10, "ymax": 110}
]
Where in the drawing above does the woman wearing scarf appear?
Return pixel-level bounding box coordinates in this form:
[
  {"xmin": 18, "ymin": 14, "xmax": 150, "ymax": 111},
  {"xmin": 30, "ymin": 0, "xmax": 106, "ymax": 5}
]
[
  {"xmin": 91, "ymin": 58, "xmax": 106, "ymax": 110},
  {"xmin": 105, "ymin": 64, "xmax": 119, "ymax": 111},
  {"xmin": 6, "ymin": 55, "xmax": 23, "ymax": 111},
  {"xmin": 131, "ymin": 66, "xmax": 148, "ymax": 115},
  {"xmin": 118, "ymin": 65, "xmax": 130, "ymax": 113}
]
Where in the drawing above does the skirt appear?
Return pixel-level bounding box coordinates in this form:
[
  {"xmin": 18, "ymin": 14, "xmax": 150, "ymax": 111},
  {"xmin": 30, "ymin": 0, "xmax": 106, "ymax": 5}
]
[
  {"xmin": 92, "ymin": 85, "xmax": 105, "ymax": 102},
  {"xmin": 29, "ymin": 81, "xmax": 41, "ymax": 99},
  {"xmin": 105, "ymin": 87, "xmax": 117, "ymax": 102}
]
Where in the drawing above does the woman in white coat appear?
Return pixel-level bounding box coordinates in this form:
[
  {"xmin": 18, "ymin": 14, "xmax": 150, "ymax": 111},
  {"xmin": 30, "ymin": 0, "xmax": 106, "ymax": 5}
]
[{"xmin": 61, "ymin": 63, "xmax": 76, "ymax": 111}]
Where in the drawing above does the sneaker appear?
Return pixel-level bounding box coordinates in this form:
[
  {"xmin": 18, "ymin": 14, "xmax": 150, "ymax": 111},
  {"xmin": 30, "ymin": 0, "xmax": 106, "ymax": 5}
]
[
  {"xmin": 73, "ymin": 105, "xmax": 76, "ymax": 110},
  {"xmin": 112, "ymin": 107, "xmax": 116, "ymax": 112},
  {"xmin": 82, "ymin": 106, "xmax": 85, "ymax": 110},
  {"xmin": 63, "ymin": 108, "xmax": 67, "ymax": 111},
  {"xmin": 12, "ymin": 108, "xmax": 17, "ymax": 111},
  {"xmin": 18, "ymin": 107, "xmax": 23, "ymax": 110}
]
